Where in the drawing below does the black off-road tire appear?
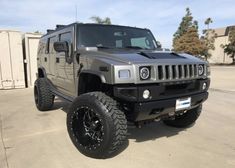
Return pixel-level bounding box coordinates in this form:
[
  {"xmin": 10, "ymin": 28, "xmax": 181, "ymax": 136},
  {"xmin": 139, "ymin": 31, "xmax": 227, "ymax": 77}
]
[
  {"xmin": 67, "ymin": 92, "xmax": 127, "ymax": 159},
  {"xmin": 163, "ymin": 105, "xmax": 202, "ymax": 128},
  {"xmin": 34, "ymin": 78, "xmax": 54, "ymax": 111}
]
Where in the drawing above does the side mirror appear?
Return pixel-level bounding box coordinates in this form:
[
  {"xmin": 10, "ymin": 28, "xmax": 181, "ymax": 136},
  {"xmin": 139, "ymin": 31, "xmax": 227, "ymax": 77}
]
[
  {"xmin": 54, "ymin": 41, "xmax": 69, "ymax": 53},
  {"xmin": 54, "ymin": 41, "xmax": 73, "ymax": 64},
  {"xmin": 156, "ymin": 41, "xmax": 162, "ymax": 48}
]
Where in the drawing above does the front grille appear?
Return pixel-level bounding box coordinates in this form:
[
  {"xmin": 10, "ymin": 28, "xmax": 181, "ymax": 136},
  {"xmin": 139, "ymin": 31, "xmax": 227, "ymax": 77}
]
[{"xmin": 157, "ymin": 64, "xmax": 199, "ymax": 81}]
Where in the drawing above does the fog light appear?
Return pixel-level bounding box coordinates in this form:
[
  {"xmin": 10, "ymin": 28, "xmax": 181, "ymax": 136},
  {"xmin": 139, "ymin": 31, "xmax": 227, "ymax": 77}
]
[
  {"xmin": 202, "ymin": 82, "xmax": 207, "ymax": 90},
  {"xmin": 143, "ymin": 90, "xmax": 150, "ymax": 99}
]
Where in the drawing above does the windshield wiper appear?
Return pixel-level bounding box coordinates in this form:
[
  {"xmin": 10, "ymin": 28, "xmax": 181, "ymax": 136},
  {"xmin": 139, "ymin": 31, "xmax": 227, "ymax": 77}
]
[
  {"xmin": 124, "ymin": 46, "xmax": 144, "ymax": 49},
  {"xmin": 96, "ymin": 45, "xmax": 111, "ymax": 49}
]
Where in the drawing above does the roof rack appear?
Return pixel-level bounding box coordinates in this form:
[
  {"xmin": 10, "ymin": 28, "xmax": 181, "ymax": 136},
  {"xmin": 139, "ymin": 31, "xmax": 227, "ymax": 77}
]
[
  {"xmin": 56, "ymin": 25, "xmax": 66, "ymax": 29},
  {"xmin": 46, "ymin": 29, "xmax": 54, "ymax": 33}
]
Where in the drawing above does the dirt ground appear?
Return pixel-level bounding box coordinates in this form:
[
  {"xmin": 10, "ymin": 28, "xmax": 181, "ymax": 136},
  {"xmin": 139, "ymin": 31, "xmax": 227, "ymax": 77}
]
[{"xmin": 0, "ymin": 66, "xmax": 235, "ymax": 168}]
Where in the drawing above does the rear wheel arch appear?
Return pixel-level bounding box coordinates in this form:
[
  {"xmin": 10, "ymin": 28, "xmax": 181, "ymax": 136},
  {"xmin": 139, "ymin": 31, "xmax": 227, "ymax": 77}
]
[{"xmin": 38, "ymin": 67, "xmax": 46, "ymax": 78}]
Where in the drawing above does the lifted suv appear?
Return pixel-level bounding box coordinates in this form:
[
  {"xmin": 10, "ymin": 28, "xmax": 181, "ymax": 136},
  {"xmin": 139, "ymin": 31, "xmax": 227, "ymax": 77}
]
[{"xmin": 34, "ymin": 23, "xmax": 210, "ymax": 158}]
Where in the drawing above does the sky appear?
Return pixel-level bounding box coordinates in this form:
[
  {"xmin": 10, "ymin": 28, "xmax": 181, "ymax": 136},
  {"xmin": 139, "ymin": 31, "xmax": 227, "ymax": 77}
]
[{"xmin": 0, "ymin": 0, "xmax": 235, "ymax": 48}]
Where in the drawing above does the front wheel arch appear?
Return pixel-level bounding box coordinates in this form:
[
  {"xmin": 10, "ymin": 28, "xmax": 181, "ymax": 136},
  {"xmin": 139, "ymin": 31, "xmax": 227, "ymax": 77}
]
[{"xmin": 78, "ymin": 72, "xmax": 108, "ymax": 95}]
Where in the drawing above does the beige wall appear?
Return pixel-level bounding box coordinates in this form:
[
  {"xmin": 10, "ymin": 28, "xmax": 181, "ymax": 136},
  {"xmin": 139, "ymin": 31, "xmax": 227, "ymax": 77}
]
[
  {"xmin": 208, "ymin": 36, "xmax": 232, "ymax": 64},
  {"xmin": 208, "ymin": 27, "xmax": 233, "ymax": 64}
]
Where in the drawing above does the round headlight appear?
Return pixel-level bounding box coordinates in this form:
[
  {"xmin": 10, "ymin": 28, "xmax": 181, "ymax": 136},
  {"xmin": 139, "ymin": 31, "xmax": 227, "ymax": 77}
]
[
  {"xmin": 198, "ymin": 65, "xmax": 204, "ymax": 76},
  {"xmin": 140, "ymin": 67, "xmax": 150, "ymax": 80}
]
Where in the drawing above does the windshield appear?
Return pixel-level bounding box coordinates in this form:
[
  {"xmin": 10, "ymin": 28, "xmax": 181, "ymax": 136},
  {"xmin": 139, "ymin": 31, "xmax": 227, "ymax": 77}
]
[{"xmin": 77, "ymin": 25, "xmax": 157, "ymax": 50}]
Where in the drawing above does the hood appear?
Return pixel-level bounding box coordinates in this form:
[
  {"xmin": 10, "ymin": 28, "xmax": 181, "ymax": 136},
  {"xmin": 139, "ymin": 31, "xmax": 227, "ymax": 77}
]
[{"xmin": 95, "ymin": 49, "xmax": 205, "ymax": 65}]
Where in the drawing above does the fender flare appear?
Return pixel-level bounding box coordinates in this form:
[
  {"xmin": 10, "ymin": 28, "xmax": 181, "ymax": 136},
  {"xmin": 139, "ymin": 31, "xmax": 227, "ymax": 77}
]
[
  {"xmin": 37, "ymin": 66, "xmax": 47, "ymax": 78},
  {"xmin": 79, "ymin": 70, "xmax": 107, "ymax": 84}
]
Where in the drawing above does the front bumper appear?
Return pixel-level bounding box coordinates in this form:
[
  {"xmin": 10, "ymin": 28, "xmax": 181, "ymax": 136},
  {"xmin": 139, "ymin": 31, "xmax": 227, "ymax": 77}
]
[
  {"xmin": 113, "ymin": 79, "xmax": 210, "ymax": 102},
  {"xmin": 130, "ymin": 92, "xmax": 208, "ymax": 121},
  {"xmin": 113, "ymin": 79, "xmax": 210, "ymax": 121}
]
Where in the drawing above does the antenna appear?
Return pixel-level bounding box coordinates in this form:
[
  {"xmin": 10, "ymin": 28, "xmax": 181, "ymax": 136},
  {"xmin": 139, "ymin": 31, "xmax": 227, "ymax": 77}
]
[{"xmin": 75, "ymin": 4, "xmax": 78, "ymax": 22}]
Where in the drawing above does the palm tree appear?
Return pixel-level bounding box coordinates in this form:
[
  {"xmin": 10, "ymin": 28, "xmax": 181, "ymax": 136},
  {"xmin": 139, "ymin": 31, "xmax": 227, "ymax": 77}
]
[
  {"xmin": 204, "ymin": 18, "xmax": 213, "ymax": 29},
  {"xmin": 90, "ymin": 16, "xmax": 112, "ymax": 24}
]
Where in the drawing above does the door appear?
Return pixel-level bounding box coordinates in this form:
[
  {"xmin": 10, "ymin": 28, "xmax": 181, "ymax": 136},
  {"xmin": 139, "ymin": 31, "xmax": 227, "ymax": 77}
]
[
  {"xmin": 55, "ymin": 27, "xmax": 75, "ymax": 96},
  {"xmin": 47, "ymin": 36, "xmax": 57, "ymax": 86},
  {"xmin": 26, "ymin": 36, "xmax": 41, "ymax": 87}
]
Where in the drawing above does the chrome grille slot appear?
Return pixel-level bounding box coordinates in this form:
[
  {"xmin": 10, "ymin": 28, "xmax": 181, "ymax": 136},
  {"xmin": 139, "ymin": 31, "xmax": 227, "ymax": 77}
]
[
  {"xmin": 156, "ymin": 64, "xmax": 199, "ymax": 81},
  {"xmin": 169, "ymin": 65, "xmax": 173, "ymax": 80},
  {"xmin": 178, "ymin": 65, "xmax": 182, "ymax": 78},
  {"xmin": 189, "ymin": 65, "xmax": 193, "ymax": 77},
  {"xmin": 188, "ymin": 65, "xmax": 190, "ymax": 78},
  {"xmin": 194, "ymin": 64, "xmax": 198, "ymax": 77},
  {"xmin": 172, "ymin": 65, "xmax": 177, "ymax": 79},
  {"xmin": 184, "ymin": 65, "xmax": 188, "ymax": 78},
  {"xmin": 158, "ymin": 66, "xmax": 163, "ymax": 80},
  {"xmin": 165, "ymin": 65, "xmax": 170, "ymax": 80}
]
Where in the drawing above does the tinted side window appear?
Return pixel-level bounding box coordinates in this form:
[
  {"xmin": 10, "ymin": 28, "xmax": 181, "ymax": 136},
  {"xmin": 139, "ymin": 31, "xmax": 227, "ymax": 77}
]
[
  {"xmin": 59, "ymin": 32, "xmax": 72, "ymax": 55},
  {"xmin": 59, "ymin": 32, "xmax": 72, "ymax": 44}
]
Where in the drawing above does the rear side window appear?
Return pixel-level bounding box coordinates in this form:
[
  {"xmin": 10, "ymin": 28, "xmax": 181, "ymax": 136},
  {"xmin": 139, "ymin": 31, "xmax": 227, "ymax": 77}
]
[
  {"xmin": 46, "ymin": 36, "xmax": 57, "ymax": 54},
  {"xmin": 38, "ymin": 39, "xmax": 47, "ymax": 54},
  {"xmin": 46, "ymin": 38, "xmax": 50, "ymax": 54},
  {"xmin": 37, "ymin": 41, "xmax": 43, "ymax": 54},
  {"xmin": 49, "ymin": 36, "xmax": 57, "ymax": 54}
]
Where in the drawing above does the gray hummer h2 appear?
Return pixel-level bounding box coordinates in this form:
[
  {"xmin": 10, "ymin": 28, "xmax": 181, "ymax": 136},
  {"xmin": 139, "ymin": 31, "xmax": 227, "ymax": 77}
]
[{"xmin": 34, "ymin": 23, "xmax": 210, "ymax": 158}]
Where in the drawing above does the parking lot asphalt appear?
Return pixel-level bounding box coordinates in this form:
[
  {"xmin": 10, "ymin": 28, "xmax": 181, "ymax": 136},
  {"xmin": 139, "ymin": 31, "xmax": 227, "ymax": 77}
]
[{"xmin": 0, "ymin": 66, "xmax": 235, "ymax": 168}]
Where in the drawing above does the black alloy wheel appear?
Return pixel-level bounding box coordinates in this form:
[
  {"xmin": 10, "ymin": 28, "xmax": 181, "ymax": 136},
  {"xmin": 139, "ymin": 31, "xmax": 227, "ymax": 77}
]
[
  {"xmin": 67, "ymin": 92, "xmax": 127, "ymax": 159},
  {"xmin": 71, "ymin": 106, "xmax": 104, "ymax": 150}
]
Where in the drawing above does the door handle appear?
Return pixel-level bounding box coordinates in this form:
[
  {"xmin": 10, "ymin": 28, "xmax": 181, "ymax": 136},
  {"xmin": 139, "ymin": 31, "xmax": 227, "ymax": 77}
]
[
  {"xmin": 77, "ymin": 63, "xmax": 83, "ymax": 76},
  {"xmin": 56, "ymin": 57, "xmax": 60, "ymax": 63},
  {"xmin": 76, "ymin": 53, "xmax": 80, "ymax": 63}
]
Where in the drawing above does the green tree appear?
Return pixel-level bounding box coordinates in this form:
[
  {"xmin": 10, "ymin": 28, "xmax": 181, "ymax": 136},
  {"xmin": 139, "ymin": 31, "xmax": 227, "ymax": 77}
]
[
  {"xmin": 173, "ymin": 8, "xmax": 197, "ymax": 40},
  {"xmin": 223, "ymin": 27, "xmax": 235, "ymax": 64},
  {"xmin": 90, "ymin": 16, "xmax": 112, "ymax": 24},
  {"xmin": 173, "ymin": 8, "xmax": 202, "ymax": 56},
  {"xmin": 174, "ymin": 27, "xmax": 204, "ymax": 56}
]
